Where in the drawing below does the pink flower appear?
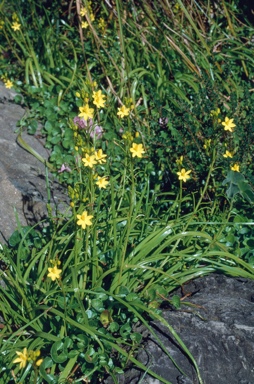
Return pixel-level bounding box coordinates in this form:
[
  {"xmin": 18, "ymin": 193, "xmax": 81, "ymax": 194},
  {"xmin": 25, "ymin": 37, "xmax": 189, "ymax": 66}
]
[
  {"xmin": 58, "ymin": 164, "xmax": 71, "ymax": 173},
  {"xmin": 73, "ymin": 117, "xmax": 103, "ymax": 139},
  {"xmin": 90, "ymin": 125, "xmax": 103, "ymax": 140},
  {"xmin": 73, "ymin": 116, "xmax": 92, "ymax": 129}
]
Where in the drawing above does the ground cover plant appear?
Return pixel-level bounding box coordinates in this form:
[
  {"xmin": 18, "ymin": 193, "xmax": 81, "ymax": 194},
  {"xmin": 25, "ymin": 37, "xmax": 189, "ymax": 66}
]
[{"xmin": 0, "ymin": 0, "xmax": 254, "ymax": 383}]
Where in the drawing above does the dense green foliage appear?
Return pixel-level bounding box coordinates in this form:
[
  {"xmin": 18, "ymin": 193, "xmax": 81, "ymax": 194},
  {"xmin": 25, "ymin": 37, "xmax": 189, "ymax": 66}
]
[{"xmin": 0, "ymin": 1, "xmax": 254, "ymax": 383}]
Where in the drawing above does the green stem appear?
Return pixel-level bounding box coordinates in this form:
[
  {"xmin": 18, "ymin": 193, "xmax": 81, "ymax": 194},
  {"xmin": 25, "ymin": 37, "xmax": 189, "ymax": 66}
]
[
  {"xmin": 176, "ymin": 180, "xmax": 183, "ymax": 219},
  {"xmin": 116, "ymin": 159, "xmax": 135, "ymax": 293},
  {"xmin": 59, "ymin": 280, "xmax": 67, "ymax": 336},
  {"xmin": 194, "ymin": 148, "xmax": 217, "ymax": 215}
]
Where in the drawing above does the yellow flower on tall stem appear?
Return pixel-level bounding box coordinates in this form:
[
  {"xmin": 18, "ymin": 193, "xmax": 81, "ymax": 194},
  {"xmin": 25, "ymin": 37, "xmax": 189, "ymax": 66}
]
[
  {"xmin": 96, "ymin": 176, "xmax": 109, "ymax": 189},
  {"xmin": 80, "ymin": 8, "xmax": 87, "ymax": 16},
  {"xmin": 47, "ymin": 265, "xmax": 62, "ymax": 281},
  {"xmin": 222, "ymin": 117, "xmax": 236, "ymax": 132},
  {"xmin": 78, "ymin": 104, "xmax": 94, "ymax": 120},
  {"xmin": 4, "ymin": 80, "xmax": 13, "ymax": 89},
  {"xmin": 77, "ymin": 210, "xmax": 93, "ymax": 229},
  {"xmin": 177, "ymin": 168, "xmax": 192, "ymax": 182},
  {"xmin": 82, "ymin": 154, "xmax": 97, "ymax": 168},
  {"xmin": 13, "ymin": 348, "xmax": 28, "ymax": 369},
  {"xmin": 223, "ymin": 150, "xmax": 233, "ymax": 158},
  {"xmin": 117, "ymin": 105, "xmax": 130, "ymax": 118},
  {"xmin": 11, "ymin": 21, "xmax": 21, "ymax": 31},
  {"xmin": 130, "ymin": 143, "xmax": 145, "ymax": 158},
  {"xmin": 81, "ymin": 21, "xmax": 89, "ymax": 29},
  {"xmin": 231, "ymin": 163, "xmax": 240, "ymax": 172},
  {"xmin": 92, "ymin": 90, "xmax": 106, "ymax": 108},
  {"xmin": 95, "ymin": 149, "xmax": 107, "ymax": 164}
]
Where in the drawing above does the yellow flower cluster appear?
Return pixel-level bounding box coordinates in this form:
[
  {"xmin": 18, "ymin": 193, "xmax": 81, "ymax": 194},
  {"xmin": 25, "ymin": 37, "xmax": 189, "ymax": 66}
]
[
  {"xmin": 220, "ymin": 114, "xmax": 240, "ymax": 171},
  {"xmin": 82, "ymin": 148, "xmax": 107, "ymax": 168},
  {"xmin": 98, "ymin": 17, "xmax": 106, "ymax": 33},
  {"xmin": 79, "ymin": 1, "xmax": 95, "ymax": 28},
  {"xmin": 80, "ymin": 149, "xmax": 109, "ymax": 191},
  {"xmin": 175, "ymin": 156, "xmax": 192, "ymax": 182},
  {"xmin": 78, "ymin": 90, "xmax": 106, "ymax": 119}
]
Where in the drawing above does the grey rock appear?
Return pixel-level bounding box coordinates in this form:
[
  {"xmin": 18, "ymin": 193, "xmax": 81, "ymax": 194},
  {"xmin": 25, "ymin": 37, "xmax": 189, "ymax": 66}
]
[
  {"xmin": 106, "ymin": 274, "xmax": 254, "ymax": 384},
  {"xmin": 0, "ymin": 82, "xmax": 69, "ymax": 243}
]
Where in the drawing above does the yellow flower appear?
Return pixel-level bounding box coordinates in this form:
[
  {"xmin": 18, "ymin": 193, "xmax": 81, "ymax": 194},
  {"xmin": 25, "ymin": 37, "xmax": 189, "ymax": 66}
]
[
  {"xmin": 90, "ymin": 13, "xmax": 95, "ymax": 22},
  {"xmin": 80, "ymin": 8, "xmax": 87, "ymax": 16},
  {"xmin": 47, "ymin": 265, "xmax": 62, "ymax": 281},
  {"xmin": 130, "ymin": 143, "xmax": 145, "ymax": 158},
  {"xmin": 82, "ymin": 154, "xmax": 97, "ymax": 168},
  {"xmin": 176, "ymin": 155, "xmax": 183, "ymax": 165},
  {"xmin": 117, "ymin": 105, "xmax": 130, "ymax": 118},
  {"xmin": 78, "ymin": 104, "xmax": 94, "ymax": 120},
  {"xmin": 177, "ymin": 168, "xmax": 192, "ymax": 182},
  {"xmin": 222, "ymin": 117, "xmax": 236, "ymax": 132},
  {"xmin": 81, "ymin": 21, "xmax": 89, "ymax": 29},
  {"xmin": 231, "ymin": 163, "xmax": 240, "ymax": 172},
  {"xmin": 223, "ymin": 150, "xmax": 233, "ymax": 158},
  {"xmin": 92, "ymin": 90, "xmax": 106, "ymax": 108},
  {"xmin": 13, "ymin": 348, "xmax": 28, "ymax": 369},
  {"xmin": 11, "ymin": 21, "xmax": 21, "ymax": 31},
  {"xmin": 96, "ymin": 176, "xmax": 109, "ymax": 189},
  {"xmin": 4, "ymin": 80, "xmax": 13, "ymax": 89},
  {"xmin": 77, "ymin": 210, "xmax": 93, "ymax": 229},
  {"xmin": 75, "ymin": 92, "xmax": 81, "ymax": 98},
  {"xmin": 95, "ymin": 149, "xmax": 107, "ymax": 164}
]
